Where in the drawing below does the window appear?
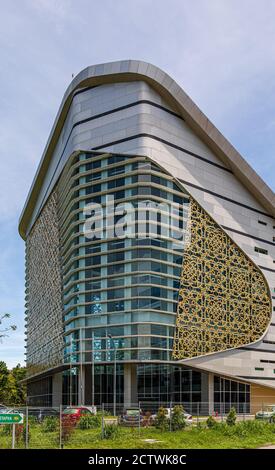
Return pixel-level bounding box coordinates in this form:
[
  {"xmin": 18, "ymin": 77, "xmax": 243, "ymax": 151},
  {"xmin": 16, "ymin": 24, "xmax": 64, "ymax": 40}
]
[
  {"xmin": 255, "ymin": 367, "xmax": 264, "ymax": 371},
  {"xmin": 258, "ymin": 220, "xmax": 267, "ymax": 226},
  {"xmin": 107, "ymin": 289, "xmax": 124, "ymax": 300},
  {"xmin": 108, "ymin": 165, "xmax": 125, "ymax": 177},
  {"xmin": 86, "ymin": 159, "xmax": 101, "ymax": 171},
  {"xmin": 107, "ymin": 300, "xmax": 124, "ymax": 312},
  {"xmin": 107, "ymin": 251, "xmax": 124, "ymax": 263},
  {"xmin": 108, "ymin": 155, "xmax": 125, "ymax": 165},
  {"xmin": 108, "ymin": 177, "xmax": 125, "ymax": 189},
  {"xmin": 254, "ymin": 246, "xmax": 268, "ymax": 255}
]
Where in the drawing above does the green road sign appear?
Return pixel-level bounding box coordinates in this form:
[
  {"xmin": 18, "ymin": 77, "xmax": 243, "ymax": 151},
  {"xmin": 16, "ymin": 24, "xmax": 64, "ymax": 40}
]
[{"xmin": 0, "ymin": 413, "xmax": 24, "ymax": 424}]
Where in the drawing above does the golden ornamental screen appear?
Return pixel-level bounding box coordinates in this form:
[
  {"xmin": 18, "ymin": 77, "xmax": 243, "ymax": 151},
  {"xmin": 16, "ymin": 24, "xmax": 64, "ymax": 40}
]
[{"xmin": 173, "ymin": 198, "xmax": 272, "ymax": 360}]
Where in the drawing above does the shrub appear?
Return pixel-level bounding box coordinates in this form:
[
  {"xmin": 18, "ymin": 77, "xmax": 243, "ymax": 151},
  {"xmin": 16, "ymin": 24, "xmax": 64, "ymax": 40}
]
[
  {"xmin": 171, "ymin": 405, "xmax": 186, "ymax": 431},
  {"xmin": 77, "ymin": 414, "xmax": 100, "ymax": 430},
  {"xmin": 23, "ymin": 424, "xmax": 31, "ymax": 444},
  {"xmin": 102, "ymin": 424, "xmax": 118, "ymax": 439},
  {"xmin": 142, "ymin": 411, "xmax": 152, "ymax": 427},
  {"xmin": 242, "ymin": 419, "xmax": 266, "ymax": 433},
  {"xmin": 42, "ymin": 416, "xmax": 59, "ymax": 433},
  {"xmin": 2, "ymin": 424, "xmax": 12, "ymax": 435},
  {"xmin": 27, "ymin": 416, "xmax": 37, "ymax": 426},
  {"xmin": 206, "ymin": 415, "xmax": 217, "ymax": 429},
  {"xmin": 226, "ymin": 407, "xmax": 236, "ymax": 426},
  {"xmin": 61, "ymin": 416, "xmax": 75, "ymax": 443},
  {"xmin": 155, "ymin": 407, "xmax": 169, "ymax": 431},
  {"xmin": 97, "ymin": 410, "xmax": 111, "ymax": 417}
]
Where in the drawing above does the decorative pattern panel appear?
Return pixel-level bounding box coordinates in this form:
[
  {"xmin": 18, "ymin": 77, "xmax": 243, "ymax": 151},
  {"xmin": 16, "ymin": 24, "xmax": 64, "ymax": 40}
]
[
  {"xmin": 25, "ymin": 190, "xmax": 63, "ymax": 377},
  {"xmin": 173, "ymin": 198, "xmax": 272, "ymax": 360}
]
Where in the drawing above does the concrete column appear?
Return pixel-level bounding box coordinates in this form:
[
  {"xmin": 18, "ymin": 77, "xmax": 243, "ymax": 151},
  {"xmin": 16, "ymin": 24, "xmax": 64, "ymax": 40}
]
[
  {"xmin": 208, "ymin": 372, "xmax": 214, "ymax": 415},
  {"xmin": 78, "ymin": 365, "xmax": 85, "ymax": 405},
  {"xmin": 84, "ymin": 365, "xmax": 92, "ymax": 405},
  {"xmin": 201, "ymin": 372, "xmax": 209, "ymax": 416},
  {"xmin": 124, "ymin": 364, "xmax": 137, "ymax": 406},
  {"xmin": 52, "ymin": 372, "xmax": 63, "ymax": 407}
]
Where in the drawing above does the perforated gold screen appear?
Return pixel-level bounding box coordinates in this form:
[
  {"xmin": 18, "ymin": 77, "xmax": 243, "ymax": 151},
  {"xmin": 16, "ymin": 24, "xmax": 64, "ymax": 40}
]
[{"xmin": 172, "ymin": 198, "xmax": 272, "ymax": 360}]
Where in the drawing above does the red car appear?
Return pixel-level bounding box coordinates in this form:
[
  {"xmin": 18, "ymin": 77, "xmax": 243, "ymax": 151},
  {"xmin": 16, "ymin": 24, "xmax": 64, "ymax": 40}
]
[{"xmin": 62, "ymin": 406, "xmax": 96, "ymax": 424}]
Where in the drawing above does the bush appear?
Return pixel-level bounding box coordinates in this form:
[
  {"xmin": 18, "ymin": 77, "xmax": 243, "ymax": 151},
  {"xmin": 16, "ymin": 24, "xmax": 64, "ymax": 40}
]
[
  {"xmin": 195, "ymin": 421, "xmax": 204, "ymax": 430},
  {"xmin": 1, "ymin": 424, "xmax": 12, "ymax": 435},
  {"xmin": 226, "ymin": 407, "xmax": 236, "ymax": 426},
  {"xmin": 102, "ymin": 424, "xmax": 118, "ymax": 439},
  {"xmin": 142, "ymin": 411, "xmax": 152, "ymax": 428},
  {"xmin": 23, "ymin": 424, "xmax": 31, "ymax": 444},
  {"xmin": 241, "ymin": 419, "xmax": 266, "ymax": 433},
  {"xmin": 97, "ymin": 410, "xmax": 111, "ymax": 417},
  {"xmin": 77, "ymin": 414, "xmax": 100, "ymax": 430},
  {"xmin": 171, "ymin": 405, "xmax": 186, "ymax": 431},
  {"xmin": 206, "ymin": 415, "xmax": 217, "ymax": 429},
  {"xmin": 27, "ymin": 416, "xmax": 37, "ymax": 426},
  {"xmin": 155, "ymin": 407, "xmax": 169, "ymax": 431},
  {"xmin": 42, "ymin": 416, "xmax": 59, "ymax": 433},
  {"xmin": 61, "ymin": 416, "xmax": 75, "ymax": 443}
]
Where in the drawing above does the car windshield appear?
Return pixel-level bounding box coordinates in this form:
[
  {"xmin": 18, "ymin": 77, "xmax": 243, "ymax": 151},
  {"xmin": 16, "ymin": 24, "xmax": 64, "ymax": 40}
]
[
  {"xmin": 266, "ymin": 406, "xmax": 275, "ymax": 412},
  {"xmin": 63, "ymin": 408, "xmax": 79, "ymax": 414},
  {"xmin": 126, "ymin": 409, "xmax": 139, "ymax": 416}
]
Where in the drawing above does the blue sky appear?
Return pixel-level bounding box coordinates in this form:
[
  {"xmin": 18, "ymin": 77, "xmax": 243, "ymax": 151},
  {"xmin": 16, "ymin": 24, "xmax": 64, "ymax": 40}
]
[{"xmin": 1, "ymin": 0, "xmax": 275, "ymax": 368}]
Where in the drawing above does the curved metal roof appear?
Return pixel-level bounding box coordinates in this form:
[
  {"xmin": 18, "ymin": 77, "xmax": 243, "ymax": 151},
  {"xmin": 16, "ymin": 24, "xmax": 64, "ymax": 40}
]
[{"xmin": 19, "ymin": 60, "xmax": 275, "ymax": 239}]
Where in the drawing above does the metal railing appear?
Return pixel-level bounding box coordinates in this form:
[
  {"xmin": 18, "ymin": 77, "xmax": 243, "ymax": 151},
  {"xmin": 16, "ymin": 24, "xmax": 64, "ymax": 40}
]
[{"xmin": 0, "ymin": 401, "xmax": 272, "ymax": 449}]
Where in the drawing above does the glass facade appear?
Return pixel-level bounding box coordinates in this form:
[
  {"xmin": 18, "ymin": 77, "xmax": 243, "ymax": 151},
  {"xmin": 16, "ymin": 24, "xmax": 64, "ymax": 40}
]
[
  {"xmin": 60, "ymin": 151, "xmax": 190, "ymax": 368},
  {"xmin": 62, "ymin": 363, "xmax": 207, "ymax": 411},
  {"xmin": 214, "ymin": 376, "xmax": 250, "ymax": 413}
]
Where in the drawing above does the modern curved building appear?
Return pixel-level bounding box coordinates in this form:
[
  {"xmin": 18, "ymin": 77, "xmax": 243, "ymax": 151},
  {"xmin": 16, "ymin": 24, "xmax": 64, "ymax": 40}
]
[{"xmin": 20, "ymin": 60, "xmax": 275, "ymax": 413}]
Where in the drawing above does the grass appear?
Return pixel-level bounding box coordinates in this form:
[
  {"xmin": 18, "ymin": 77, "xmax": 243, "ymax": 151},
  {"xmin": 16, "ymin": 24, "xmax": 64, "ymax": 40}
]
[{"xmin": 1, "ymin": 420, "xmax": 275, "ymax": 449}]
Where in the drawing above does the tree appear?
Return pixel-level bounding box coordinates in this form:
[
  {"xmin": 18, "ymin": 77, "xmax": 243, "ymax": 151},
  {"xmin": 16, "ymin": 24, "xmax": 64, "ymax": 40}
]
[
  {"xmin": 0, "ymin": 313, "xmax": 17, "ymax": 341},
  {"xmin": 0, "ymin": 362, "xmax": 26, "ymax": 405},
  {"xmin": 0, "ymin": 361, "xmax": 9, "ymax": 402},
  {"xmin": 155, "ymin": 407, "xmax": 169, "ymax": 430},
  {"xmin": 171, "ymin": 405, "xmax": 186, "ymax": 431},
  {"xmin": 226, "ymin": 407, "xmax": 237, "ymax": 426},
  {"xmin": 7, "ymin": 365, "xmax": 26, "ymax": 404}
]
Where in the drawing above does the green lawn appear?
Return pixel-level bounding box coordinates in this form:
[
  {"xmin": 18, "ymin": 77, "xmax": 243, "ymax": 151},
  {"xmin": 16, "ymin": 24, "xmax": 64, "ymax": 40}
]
[{"xmin": 1, "ymin": 421, "xmax": 275, "ymax": 449}]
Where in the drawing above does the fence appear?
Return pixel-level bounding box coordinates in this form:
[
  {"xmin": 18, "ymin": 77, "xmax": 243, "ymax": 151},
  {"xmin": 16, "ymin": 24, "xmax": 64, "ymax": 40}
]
[{"xmin": 0, "ymin": 402, "xmax": 271, "ymax": 449}]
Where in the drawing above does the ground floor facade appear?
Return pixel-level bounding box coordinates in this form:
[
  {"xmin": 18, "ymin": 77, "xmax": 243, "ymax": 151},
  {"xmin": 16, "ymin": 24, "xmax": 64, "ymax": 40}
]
[{"xmin": 26, "ymin": 362, "xmax": 263, "ymax": 415}]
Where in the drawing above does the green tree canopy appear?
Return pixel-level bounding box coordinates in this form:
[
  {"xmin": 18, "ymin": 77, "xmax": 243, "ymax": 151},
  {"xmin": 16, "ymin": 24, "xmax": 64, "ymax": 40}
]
[{"xmin": 0, "ymin": 362, "xmax": 26, "ymax": 405}]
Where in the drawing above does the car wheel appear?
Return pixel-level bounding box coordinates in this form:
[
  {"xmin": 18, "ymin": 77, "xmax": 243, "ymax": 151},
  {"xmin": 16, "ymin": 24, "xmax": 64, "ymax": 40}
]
[{"xmin": 269, "ymin": 416, "xmax": 275, "ymax": 424}]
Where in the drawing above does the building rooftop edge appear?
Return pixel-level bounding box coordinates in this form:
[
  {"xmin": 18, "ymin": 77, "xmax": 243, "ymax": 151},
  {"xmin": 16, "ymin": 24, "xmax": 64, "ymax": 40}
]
[{"xmin": 18, "ymin": 59, "xmax": 275, "ymax": 239}]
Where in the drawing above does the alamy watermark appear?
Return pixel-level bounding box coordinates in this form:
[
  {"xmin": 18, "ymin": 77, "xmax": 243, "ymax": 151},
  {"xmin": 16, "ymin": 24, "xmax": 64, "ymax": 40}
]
[{"xmin": 83, "ymin": 195, "xmax": 191, "ymax": 247}]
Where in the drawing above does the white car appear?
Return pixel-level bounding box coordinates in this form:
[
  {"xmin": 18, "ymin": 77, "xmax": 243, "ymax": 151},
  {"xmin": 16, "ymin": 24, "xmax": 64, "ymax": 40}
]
[
  {"xmin": 151, "ymin": 407, "xmax": 193, "ymax": 425},
  {"xmin": 84, "ymin": 405, "xmax": 97, "ymax": 415},
  {"xmin": 255, "ymin": 405, "xmax": 275, "ymax": 423}
]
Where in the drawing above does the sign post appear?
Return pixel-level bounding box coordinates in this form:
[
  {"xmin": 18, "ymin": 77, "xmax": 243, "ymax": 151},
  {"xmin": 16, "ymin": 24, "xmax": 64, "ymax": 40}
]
[
  {"xmin": 12, "ymin": 424, "xmax": 16, "ymax": 449},
  {"xmin": 0, "ymin": 413, "xmax": 24, "ymax": 449}
]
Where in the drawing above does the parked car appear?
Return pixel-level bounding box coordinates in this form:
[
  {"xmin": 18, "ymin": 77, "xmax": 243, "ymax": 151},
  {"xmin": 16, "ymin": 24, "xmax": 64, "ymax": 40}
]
[
  {"xmin": 151, "ymin": 407, "xmax": 193, "ymax": 425},
  {"xmin": 62, "ymin": 406, "xmax": 96, "ymax": 424},
  {"xmin": 8, "ymin": 407, "xmax": 60, "ymax": 423},
  {"xmin": 0, "ymin": 405, "xmax": 7, "ymax": 413},
  {"xmin": 255, "ymin": 405, "xmax": 275, "ymax": 423},
  {"xmin": 30, "ymin": 408, "xmax": 60, "ymax": 423},
  {"xmin": 119, "ymin": 408, "xmax": 144, "ymax": 427}
]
